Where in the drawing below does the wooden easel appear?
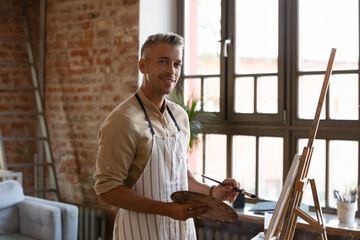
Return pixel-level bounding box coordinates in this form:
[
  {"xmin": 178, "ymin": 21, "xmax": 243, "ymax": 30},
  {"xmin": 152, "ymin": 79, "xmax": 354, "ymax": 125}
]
[{"xmin": 265, "ymin": 48, "xmax": 336, "ymax": 240}]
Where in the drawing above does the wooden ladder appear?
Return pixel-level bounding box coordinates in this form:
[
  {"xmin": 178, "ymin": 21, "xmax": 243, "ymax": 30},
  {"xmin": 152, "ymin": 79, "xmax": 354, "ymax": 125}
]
[{"xmin": 0, "ymin": 0, "xmax": 59, "ymax": 200}]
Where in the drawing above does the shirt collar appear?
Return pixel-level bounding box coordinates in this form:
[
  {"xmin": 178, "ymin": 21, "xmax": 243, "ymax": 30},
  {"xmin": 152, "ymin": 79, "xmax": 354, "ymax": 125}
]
[{"xmin": 137, "ymin": 88, "xmax": 167, "ymax": 116}]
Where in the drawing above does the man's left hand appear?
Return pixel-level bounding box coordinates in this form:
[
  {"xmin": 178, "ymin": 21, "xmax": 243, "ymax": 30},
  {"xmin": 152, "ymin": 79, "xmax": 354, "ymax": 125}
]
[{"xmin": 211, "ymin": 178, "xmax": 240, "ymax": 203}]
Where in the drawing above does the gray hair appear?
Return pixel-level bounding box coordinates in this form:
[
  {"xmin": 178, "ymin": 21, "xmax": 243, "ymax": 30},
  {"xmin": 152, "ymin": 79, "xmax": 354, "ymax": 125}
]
[{"xmin": 140, "ymin": 33, "xmax": 184, "ymax": 58}]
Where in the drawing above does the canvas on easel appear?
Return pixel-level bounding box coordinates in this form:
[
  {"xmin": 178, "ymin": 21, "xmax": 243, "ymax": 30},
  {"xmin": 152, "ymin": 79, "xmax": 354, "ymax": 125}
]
[{"xmin": 263, "ymin": 48, "xmax": 336, "ymax": 240}]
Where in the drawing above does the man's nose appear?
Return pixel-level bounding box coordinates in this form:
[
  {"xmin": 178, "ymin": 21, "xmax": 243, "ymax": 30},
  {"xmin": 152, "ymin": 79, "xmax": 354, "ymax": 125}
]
[{"xmin": 166, "ymin": 63, "xmax": 176, "ymax": 74}]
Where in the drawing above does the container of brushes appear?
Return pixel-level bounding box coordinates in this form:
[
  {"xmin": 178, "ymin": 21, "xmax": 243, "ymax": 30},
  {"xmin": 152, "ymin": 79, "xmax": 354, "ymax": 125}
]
[{"xmin": 337, "ymin": 201, "xmax": 357, "ymax": 225}]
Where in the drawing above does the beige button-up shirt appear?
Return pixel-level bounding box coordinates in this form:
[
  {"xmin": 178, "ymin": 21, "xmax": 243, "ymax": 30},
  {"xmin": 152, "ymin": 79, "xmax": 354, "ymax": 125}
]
[{"xmin": 94, "ymin": 88, "xmax": 190, "ymax": 195}]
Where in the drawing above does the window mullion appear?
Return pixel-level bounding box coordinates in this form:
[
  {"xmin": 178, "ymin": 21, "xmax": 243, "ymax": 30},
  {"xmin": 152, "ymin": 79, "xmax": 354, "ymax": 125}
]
[
  {"xmin": 325, "ymin": 139, "xmax": 330, "ymax": 207},
  {"xmin": 227, "ymin": 135, "xmax": 232, "ymax": 178},
  {"xmin": 254, "ymin": 76, "xmax": 258, "ymax": 113},
  {"xmin": 255, "ymin": 136, "xmax": 260, "ymax": 198},
  {"xmin": 200, "ymin": 76, "xmax": 204, "ymax": 111}
]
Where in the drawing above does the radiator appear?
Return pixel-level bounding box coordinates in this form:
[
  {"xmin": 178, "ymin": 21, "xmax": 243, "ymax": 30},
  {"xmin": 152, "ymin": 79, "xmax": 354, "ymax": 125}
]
[
  {"xmin": 195, "ymin": 223, "xmax": 254, "ymax": 240},
  {"xmin": 77, "ymin": 205, "xmax": 107, "ymax": 240},
  {"xmin": 197, "ymin": 226, "xmax": 243, "ymax": 240}
]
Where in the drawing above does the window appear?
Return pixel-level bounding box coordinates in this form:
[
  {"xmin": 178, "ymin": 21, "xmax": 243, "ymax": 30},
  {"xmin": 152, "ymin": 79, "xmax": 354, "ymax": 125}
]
[{"xmin": 179, "ymin": 0, "xmax": 360, "ymax": 210}]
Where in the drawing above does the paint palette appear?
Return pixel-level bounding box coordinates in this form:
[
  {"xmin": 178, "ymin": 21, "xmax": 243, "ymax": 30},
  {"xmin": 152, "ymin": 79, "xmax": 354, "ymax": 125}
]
[{"xmin": 171, "ymin": 191, "xmax": 239, "ymax": 222}]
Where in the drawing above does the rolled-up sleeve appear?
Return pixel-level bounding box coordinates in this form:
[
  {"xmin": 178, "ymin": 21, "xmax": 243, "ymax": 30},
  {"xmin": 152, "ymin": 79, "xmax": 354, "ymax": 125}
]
[{"xmin": 93, "ymin": 114, "xmax": 136, "ymax": 195}]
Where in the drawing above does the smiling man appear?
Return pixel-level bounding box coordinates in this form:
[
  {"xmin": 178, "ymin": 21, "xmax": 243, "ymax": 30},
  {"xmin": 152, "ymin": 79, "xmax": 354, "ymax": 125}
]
[{"xmin": 94, "ymin": 33, "xmax": 239, "ymax": 240}]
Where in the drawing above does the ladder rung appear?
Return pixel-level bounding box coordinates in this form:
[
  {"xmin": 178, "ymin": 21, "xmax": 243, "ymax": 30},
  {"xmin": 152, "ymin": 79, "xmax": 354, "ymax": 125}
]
[
  {"xmin": 7, "ymin": 162, "xmax": 52, "ymax": 168},
  {"xmin": 0, "ymin": 14, "xmax": 24, "ymax": 19},
  {"xmin": 0, "ymin": 62, "xmax": 32, "ymax": 66},
  {"xmin": 0, "ymin": 111, "xmax": 42, "ymax": 116},
  {"xmin": 0, "ymin": 37, "xmax": 27, "ymax": 42},
  {"xmin": 24, "ymin": 188, "xmax": 58, "ymax": 194},
  {"xmin": 3, "ymin": 136, "xmax": 47, "ymax": 142},
  {"xmin": 0, "ymin": 86, "xmax": 37, "ymax": 91}
]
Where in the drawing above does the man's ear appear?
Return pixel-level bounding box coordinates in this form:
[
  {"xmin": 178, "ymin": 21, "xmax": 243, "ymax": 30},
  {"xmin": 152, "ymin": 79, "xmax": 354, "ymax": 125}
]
[{"xmin": 139, "ymin": 58, "xmax": 146, "ymax": 74}]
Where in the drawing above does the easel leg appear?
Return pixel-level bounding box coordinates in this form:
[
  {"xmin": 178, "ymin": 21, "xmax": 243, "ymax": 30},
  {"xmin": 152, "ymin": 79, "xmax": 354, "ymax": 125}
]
[
  {"xmin": 309, "ymin": 178, "xmax": 327, "ymax": 240},
  {"xmin": 279, "ymin": 178, "xmax": 328, "ymax": 240}
]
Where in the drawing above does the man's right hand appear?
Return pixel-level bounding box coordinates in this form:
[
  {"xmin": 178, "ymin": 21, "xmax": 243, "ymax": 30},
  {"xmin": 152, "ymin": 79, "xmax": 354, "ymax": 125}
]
[{"xmin": 164, "ymin": 201, "xmax": 212, "ymax": 221}]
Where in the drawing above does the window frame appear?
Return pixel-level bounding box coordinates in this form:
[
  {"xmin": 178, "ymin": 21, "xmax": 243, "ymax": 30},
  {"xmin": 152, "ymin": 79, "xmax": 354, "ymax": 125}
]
[{"xmin": 177, "ymin": 0, "xmax": 360, "ymax": 210}]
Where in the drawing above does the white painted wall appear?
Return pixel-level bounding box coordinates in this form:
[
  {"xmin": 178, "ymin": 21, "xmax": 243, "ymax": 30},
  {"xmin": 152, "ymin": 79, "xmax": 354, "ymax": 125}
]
[{"xmin": 138, "ymin": 0, "xmax": 178, "ymax": 85}]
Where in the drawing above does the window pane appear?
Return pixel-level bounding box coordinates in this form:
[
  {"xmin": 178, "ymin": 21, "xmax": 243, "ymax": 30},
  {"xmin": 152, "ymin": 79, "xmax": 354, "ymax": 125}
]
[
  {"xmin": 232, "ymin": 136, "xmax": 256, "ymax": 194},
  {"xmin": 184, "ymin": 78, "xmax": 201, "ymax": 111},
  {"xmin": 298, "ymin": 75, "xmax": 326, "ymax": 120},
  {"xmin": 188, "ymin": 135, "xmax": 203, "ymax": 181},
  {"xmin": 298, "ymin": 139, "xmax": 326, "ymax": 206},
  {"xmin": 329, "ymin": 74, "xmax": 359, "ymax": 120},
  {"xmin": 259, "ymin": 137, "xmax": 283, "ymax": 201},
  {"xmin": 299, "ymin": 0, "xmax": 359, "ymax": 71},
  {"xmin": 184, "ymin": 0, "xmax": 221, "ymax": 75},
  {"xmin": 235, "ymin": 0, "xmax": 278, "ymax": 74},
  {"xmin": 329, "ymin": 140, "xmax": 358, "ymax": 207},
  {"xmin": 257, "ymin": 76, "xmax": 278, "ymax": 114},
  {"xmin": 204, "ymin": 134, "xmax": 227, "ymax": 184},
  {"xmin": 204, "ymin": 77, "xmax": 220, "ymax": 112},
  {"xmin": 235, "ymin": 77, "xmax": 254, "ymax": 113}
]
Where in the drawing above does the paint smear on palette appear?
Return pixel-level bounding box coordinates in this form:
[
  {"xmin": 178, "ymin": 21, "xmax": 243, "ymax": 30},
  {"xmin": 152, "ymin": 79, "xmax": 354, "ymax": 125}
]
[{"xmin": 171, "ymin": 191, "xmax": 239, "ymax": 222}]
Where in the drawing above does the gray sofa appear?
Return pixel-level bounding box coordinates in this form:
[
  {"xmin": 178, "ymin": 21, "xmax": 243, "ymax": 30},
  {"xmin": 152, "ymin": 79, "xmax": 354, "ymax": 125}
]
[{"xmin": 0, "ymin": 180, "xmax": 78, "ymax": 240}]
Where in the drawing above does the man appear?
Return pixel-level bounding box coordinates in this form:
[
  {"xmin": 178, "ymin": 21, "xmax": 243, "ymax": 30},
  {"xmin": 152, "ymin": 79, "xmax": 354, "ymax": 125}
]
[{"xmin": 94, "ymin": 33, "xmax": 239, "ymax": 239}]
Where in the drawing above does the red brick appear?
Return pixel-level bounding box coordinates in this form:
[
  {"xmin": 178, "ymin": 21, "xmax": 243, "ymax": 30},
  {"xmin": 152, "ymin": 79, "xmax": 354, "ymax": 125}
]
[
  {"xmin": 70, "ymin": 49, "xmax": 89, "ymax": 57},
  {"xmin": 98, "ymin": 20, "xmax": 113, "ymax": 30},
  {"xmin": 77, "ymin": 87, "xmax": 90, "ymax": 93},
  {"xmin": 85, "ymin": 29, "xmax": 94, "ymax": 38}
]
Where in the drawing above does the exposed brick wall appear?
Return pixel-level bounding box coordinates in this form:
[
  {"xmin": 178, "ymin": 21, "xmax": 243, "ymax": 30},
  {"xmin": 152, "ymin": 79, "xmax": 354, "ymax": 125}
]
[
  {"xmin": 1, "ymin": 0, "xmax": 139, "ymax": 209},
  {"xmin": 45, "ymin": 0, "xmax": 139, "ymax": 203}
]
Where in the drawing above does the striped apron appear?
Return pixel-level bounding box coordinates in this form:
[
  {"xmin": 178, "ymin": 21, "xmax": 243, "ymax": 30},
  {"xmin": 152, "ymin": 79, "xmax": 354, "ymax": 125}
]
[{"xmin": 113, "ymin": 94, "xmax": 196, "ymax": 240}]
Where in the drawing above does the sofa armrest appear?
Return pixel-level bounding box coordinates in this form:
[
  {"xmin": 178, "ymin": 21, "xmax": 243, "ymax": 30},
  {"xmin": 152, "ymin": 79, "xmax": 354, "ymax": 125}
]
[
  {"xmin": 18, "ymin": 200, "xmax": 62, "ymax": 240},
  {"xmin": 25, "ymin": 196, "xmax": 79, "ymax": 240}
]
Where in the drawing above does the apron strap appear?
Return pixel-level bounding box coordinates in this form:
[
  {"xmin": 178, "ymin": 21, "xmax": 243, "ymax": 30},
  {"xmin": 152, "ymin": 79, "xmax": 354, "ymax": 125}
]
[
  {"xmin": 135, "ymin": 93, "xmax": 155, "ymax": 135},
  {"xmin": 135, "ymin": 93, "xmax": 181, "ymax": 134},
  {"xmin": 166, "ymin": 105, "xmax": 181, "ymax": 132}
]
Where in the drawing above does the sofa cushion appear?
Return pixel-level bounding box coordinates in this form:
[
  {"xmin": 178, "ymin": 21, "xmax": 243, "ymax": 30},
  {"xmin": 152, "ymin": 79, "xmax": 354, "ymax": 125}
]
[
  {"xmin": 25, "ymin": 196, "xmax": 79, "ymax": 240},
  {"xmin": 0, "ymin": 180, "xmax": 24, "ymax": 209},
  {"xmin": 0, "ymin": 205, "xmax": 20, "ymax": 234},
  {"xmin": 18, "ymin": 200, "xmax": 62, "ymax": 240}
]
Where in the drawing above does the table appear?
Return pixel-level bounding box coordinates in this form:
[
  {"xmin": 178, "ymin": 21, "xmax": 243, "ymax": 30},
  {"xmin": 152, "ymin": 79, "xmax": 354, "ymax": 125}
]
[{"xmin": 194, "ymin": 203, "xmax": 360, "ymax": 240}]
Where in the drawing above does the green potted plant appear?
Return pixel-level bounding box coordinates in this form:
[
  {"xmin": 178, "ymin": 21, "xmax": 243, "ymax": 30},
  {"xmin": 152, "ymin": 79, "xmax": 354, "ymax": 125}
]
[{"xmin": 172, "ymin": 92, "xmax": 203, "ymax": 151}]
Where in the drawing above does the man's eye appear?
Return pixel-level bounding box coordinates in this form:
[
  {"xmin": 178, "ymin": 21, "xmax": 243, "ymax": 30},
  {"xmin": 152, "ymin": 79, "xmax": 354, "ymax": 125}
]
[
  {"xmin": 174, "ymin": 62, "xmax": 182, "ymax": 68},
  {"xmin": 159, "ymin": 60, "xmax": 168, "ymax": 64}
]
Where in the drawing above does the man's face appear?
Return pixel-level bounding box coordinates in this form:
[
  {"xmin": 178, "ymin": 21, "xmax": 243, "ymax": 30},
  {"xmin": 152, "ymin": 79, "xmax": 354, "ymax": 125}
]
[{"xmin": 140, "ymin": 43, "xmax": 183, "ymax": 96}]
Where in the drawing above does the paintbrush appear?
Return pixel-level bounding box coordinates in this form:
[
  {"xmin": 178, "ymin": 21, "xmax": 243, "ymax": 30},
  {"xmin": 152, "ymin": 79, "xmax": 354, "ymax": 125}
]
[
  {"xmin": 333, "ymin": 187, "xmax": 358, "ymax": 203},
  {"xmin": 201, "ymin": 174, "xmax": 256, "ymax": 199}
]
